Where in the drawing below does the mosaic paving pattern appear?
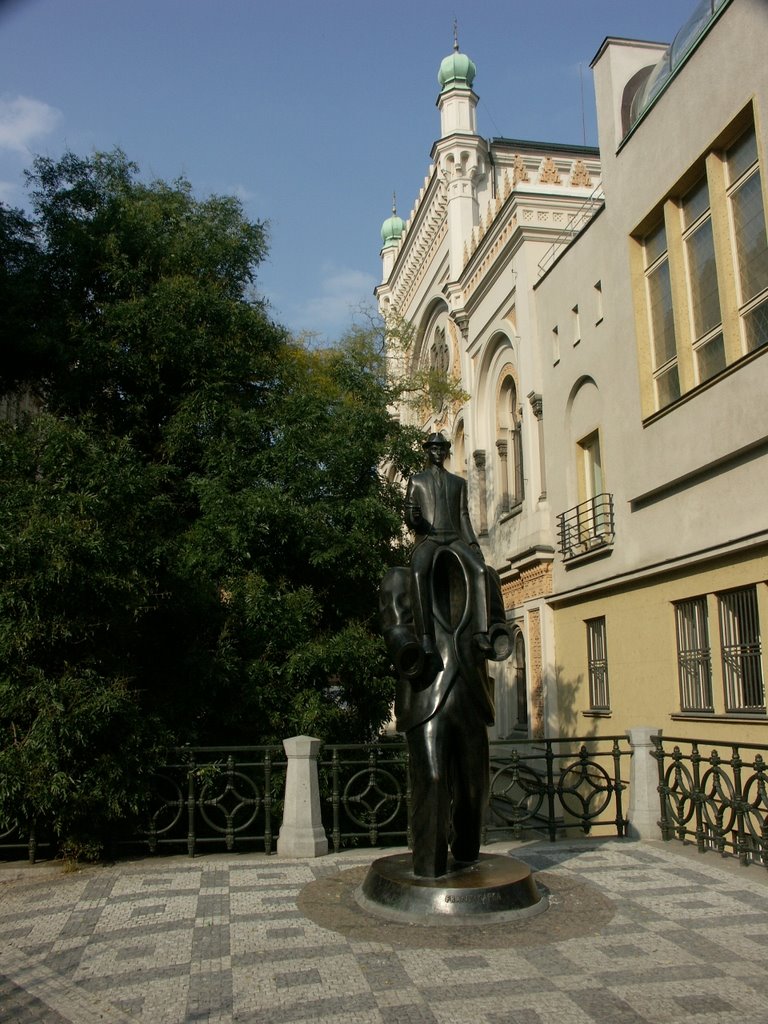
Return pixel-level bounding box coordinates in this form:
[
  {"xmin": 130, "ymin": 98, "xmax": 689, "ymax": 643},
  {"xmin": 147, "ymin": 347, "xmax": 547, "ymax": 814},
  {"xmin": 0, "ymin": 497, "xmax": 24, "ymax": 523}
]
[{"xmin": 1, "ymin": 840, "xmax": 768, "ymax": 1023}]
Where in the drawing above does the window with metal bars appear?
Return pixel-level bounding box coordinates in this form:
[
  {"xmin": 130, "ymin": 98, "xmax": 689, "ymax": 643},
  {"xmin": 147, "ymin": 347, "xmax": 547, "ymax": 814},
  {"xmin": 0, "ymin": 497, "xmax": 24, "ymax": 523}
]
[
  {"xmin": 586, "ymin": 617, "xmax": 610, "ymax": 711},
  {"xmin": 674, "ymin": 597, "xmax": 713, "ymax": 712},
  {"xmin": 718, "ymin": 585, "xmax": 765, "ymax": 712}
]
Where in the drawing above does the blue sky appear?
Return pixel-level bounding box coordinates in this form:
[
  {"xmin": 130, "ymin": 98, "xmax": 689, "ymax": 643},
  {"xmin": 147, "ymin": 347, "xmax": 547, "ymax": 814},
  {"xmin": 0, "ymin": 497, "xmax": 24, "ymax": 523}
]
[{"xmin": 0, "ymin": 0, "xmax": 696, "ymax": 342}]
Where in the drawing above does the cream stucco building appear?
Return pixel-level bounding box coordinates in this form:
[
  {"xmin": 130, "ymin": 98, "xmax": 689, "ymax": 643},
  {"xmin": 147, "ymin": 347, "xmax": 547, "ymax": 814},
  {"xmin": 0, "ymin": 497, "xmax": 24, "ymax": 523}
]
[{"xmin": 377, "ymin": 0, "xmax": 768, "ymax": 745}]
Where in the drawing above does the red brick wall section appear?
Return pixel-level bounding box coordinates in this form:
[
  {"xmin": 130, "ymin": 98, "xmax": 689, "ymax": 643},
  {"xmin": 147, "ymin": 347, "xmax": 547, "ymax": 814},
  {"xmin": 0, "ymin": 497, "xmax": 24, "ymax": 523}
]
[
  {"xmin": 501, "ymin": 560, "xmax": 552, "ymax": 610},
  {"xmin": 527, "ymin": 607, "xmax": 545, "ymax": 739}
]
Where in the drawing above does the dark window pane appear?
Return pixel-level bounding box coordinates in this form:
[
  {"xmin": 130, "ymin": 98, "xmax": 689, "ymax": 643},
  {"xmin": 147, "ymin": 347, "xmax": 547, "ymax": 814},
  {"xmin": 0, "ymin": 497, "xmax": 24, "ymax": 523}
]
[
  {"xmin": 732, "ymin": 171, "xmax": 768, "ymax": 303},
  {"xmin": 687, "ymin": 217, "xmax": 721, "ymax": 338}
]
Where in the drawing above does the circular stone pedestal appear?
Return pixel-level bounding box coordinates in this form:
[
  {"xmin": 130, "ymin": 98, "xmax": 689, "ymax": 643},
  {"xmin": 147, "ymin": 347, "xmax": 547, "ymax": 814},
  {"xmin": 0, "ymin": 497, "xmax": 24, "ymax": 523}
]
[{"xmin": 356, "ymin": 853, "xmax": 547, "ymax": 925}]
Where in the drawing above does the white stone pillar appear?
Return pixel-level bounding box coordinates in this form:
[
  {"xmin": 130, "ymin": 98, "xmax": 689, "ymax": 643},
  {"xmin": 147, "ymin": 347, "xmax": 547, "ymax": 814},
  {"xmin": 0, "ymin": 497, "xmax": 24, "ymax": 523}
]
[
  {"xmin": 277, "ymin": 735, "xmax": 328, "ymax": 858},
  {"xmin": 626, "ymin": 728, "xmax": 662, "ymax": 840}
]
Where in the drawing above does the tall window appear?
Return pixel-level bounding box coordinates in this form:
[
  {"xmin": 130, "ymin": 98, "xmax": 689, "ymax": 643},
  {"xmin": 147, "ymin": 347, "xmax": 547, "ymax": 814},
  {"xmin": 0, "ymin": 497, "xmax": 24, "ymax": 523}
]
[
  {"xmin": 577, "ymin": 431, "xmax": 609, "ymax": 538},
  {"xmin": 674, "ymin": 597, "xmax": 713, "ymax": 712},
  {"xmin": 586, "ymin": 617, "xmax": 610, "ymax": 711},
  {"xmin": 452, "ymin": 420, "xmax": 467, "ymax": 479},
  {"xmin": 430, "ymin": 326, "xmax": 450, "ymax": 374},
  {"xmin": 727, "ymin": 127, "xmax": 768, "ymax": 352},
  {"xmin": 513, "ymin": 628, "xmax": 528, "ymax": 729},
  {"xmin": 718, "ymin": 586, "xmax": 764, "ymax": 712},
  {"xmin": 497, "ymin": 376, "xmax": 523, "ymax": 515},
  {"xmin": 683, "ymin": 177, "xmax": 725, "ymax": 382},
  {"xmin": 644, "ymin": 220, "xmax": 680, "ymax": 407}
]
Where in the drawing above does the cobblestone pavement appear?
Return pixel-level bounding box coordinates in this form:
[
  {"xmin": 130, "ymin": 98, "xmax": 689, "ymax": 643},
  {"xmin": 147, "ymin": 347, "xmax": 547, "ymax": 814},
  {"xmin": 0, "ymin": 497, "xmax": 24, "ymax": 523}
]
[{"xmin": 1, "ymin": 838, "xmax": 768, "ymax": 1024}]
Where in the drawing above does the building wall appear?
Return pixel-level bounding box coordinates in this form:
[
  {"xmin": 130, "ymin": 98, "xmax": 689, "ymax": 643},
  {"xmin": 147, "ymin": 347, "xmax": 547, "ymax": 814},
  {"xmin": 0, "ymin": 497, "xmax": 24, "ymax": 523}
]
[
  {"xmin": 536, "ymin": 0, "xmax": 768, "ymax": 743},
  {"xmin": 379, "ymin": 0, "xmax": 768, "ymax": 743}
]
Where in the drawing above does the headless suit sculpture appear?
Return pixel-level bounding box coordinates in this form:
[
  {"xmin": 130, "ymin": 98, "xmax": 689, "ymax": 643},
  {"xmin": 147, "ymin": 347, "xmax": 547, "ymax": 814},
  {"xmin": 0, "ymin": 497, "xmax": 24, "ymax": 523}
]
[{"xmin": 380, "ymin": 432, "xmax": 511, "ymax": 878}]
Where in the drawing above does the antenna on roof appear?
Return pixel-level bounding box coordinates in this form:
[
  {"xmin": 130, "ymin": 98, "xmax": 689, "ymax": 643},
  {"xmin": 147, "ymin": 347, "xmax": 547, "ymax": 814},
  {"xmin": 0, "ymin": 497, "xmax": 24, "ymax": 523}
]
[{"xmin": 579, "ymin": 63, "xmax": 587, "ymax": 146}]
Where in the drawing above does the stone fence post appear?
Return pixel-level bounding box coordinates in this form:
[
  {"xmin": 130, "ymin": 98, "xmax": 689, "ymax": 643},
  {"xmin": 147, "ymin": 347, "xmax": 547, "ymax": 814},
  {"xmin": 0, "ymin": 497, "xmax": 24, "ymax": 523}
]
[
  {"xmin": 277, "ymin": 735, "xmax": 328, "ymax": 858},
  {"xmin": 626, "ymin": 727, "xmax": 662, "ymax": 840}
]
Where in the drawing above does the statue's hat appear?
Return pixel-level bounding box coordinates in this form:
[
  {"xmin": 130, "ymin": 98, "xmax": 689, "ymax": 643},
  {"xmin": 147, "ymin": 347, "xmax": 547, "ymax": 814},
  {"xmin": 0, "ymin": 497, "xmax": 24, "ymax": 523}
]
[{"xmin": 422, "ymin": 431, "xmax": 451, "ymax": 449}]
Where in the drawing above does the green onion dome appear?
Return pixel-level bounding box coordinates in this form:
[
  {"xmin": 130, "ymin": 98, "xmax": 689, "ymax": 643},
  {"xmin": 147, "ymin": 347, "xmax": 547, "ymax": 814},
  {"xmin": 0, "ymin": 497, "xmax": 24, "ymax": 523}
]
[
  {"xmin": 438, "ymin": 48, "xmax": 476, "ymax": 92},
  {"xmin": 381, "ymin": 209, "xmax": 405, "ymax": 248}
]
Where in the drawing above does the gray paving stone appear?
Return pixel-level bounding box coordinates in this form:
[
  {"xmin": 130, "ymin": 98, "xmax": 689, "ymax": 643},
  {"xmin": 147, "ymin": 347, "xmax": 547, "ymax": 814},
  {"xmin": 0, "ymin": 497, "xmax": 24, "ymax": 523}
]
[
  {"xmin": 192, "ymin": 922, "xmax": 230, "ymax": 960},
  {"xmin": 185, "ymin": 966, "xmax": 234, "ymax": 1018},
  {"xmin": 569, "ymin": 987, "xmax": 652, "ymax": 1023},
  {"xmin": 0, "ymin": 972, "xmax": 71, "ymax": 1024},
  {"xmin": 130, "ymin": 901, "xmax": 167, "ymax": 917},
  {"xmin": 236, "ymin": 992, "xmax": 378, "ymax": 1023},
  {"xmin": 662, "ymin": 926, "xmax": 740, "ymax": 961},
  {"xmin": 200, "ymin": 868, "xmax": 230, "ymax": 889},
  {"xmin": 0, "ymin": 925, "xmax": 33, "ymax": 941},
  {"xmin": 1, "ymin": 840, "xmax": 768, "ymax": 1024},
  {"xmin": 355, "ymin": 950, "xmax": 412, "ymax": 991},
  {"xmin": 266, "ymin": 926, "xmax": 305, "ymax": 939},
  {"xmin": 115, "ymin": 941, "xmax": 157, "ymax": 961},
  {"xmin": 196, "ymin": 892, "xmax": 230, "ymax": 918},
  {"xmin": 487, "ymin": 1011, "xmax": 543, "ymax": 1024},
  {"xmin": 442, "ymin": 954, "xmax": 489, "ymax": 970},
  {"xmin": 378, "ymin": 1004, "xmax": 439, "ymax": 1024},
  {"xmin": 672, "ymin": 993, "xmax": 734, "ymax": 1014},
  {"xmin": 275, "ymin": 967, "xmax": 322, "ymax": 989}
]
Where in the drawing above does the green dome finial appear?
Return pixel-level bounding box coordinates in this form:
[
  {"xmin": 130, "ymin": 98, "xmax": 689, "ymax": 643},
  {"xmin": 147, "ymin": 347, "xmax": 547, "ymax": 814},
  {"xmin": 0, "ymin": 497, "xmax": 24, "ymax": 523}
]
[
  {"xmin": 438, "ymin": 23, "xmax": 476, "ymax": 92},
  {"xmin": 381, "ymin": 193, "xmax": 404, "ymax": 249}
]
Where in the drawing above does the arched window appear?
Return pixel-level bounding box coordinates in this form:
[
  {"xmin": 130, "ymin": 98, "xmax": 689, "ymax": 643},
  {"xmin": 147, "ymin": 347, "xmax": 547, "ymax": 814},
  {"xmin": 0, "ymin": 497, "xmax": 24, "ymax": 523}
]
[
  {"xmin": 621, "ymin": 65, "xmax": 654, "ymax": 136},
  {"xmin": 496, "ymin": 376, "xmax": 524, "ymax": 515},
  {"xmin": 430, "ymin": 325, "xmax": 449, "ymax": 375},
  {"xmin": 451, "ymin": 419, "xmax": 467, "ymax": 479},
  {"xmin": 513, "ymin": 628, "xmax": 528, "ymax": 730}
]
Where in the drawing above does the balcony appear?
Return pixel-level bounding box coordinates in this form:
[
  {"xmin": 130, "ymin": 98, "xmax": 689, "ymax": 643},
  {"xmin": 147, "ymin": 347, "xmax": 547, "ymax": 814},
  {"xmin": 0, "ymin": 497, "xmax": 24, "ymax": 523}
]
[{"xmin": 557, "ymin": 493, "xmax": 615, "ymax": 563}]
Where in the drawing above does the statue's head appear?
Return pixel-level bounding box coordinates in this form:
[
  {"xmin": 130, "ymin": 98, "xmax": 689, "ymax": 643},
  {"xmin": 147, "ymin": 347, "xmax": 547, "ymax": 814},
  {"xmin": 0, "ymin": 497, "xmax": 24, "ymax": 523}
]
[
  {"xmin": 421, "ymin": 430, "xmax": 450, "ymax": 450},
  {"xmin": 422, "ymin": 431, "xmax": 451, "ymax": 467}
]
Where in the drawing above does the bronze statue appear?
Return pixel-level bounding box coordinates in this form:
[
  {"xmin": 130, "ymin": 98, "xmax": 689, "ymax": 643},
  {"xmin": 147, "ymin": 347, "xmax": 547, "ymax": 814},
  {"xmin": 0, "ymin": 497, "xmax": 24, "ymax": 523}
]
[{"xmin": 380, "ymin": 432, "xmax": 511, "ymax": 878}]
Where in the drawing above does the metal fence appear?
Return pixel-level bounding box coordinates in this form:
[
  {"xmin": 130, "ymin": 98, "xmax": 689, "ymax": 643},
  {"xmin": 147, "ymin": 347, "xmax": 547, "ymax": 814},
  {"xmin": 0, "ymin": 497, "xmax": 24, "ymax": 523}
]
[
  {"xmin": 652, "ymin": 735, "xmax": 768, "ymax": 868},
  {"xmin": 487, "ymin": 736, "xmax": 631, "ymax": 841},
  {"xmin": 0, "ymin": 735, "xmax": 634, "ymax": 862},
  {"xmin": 133, "ymin": 746, "xmax": 287, "ymax": 857},
  {"xmin": 319, "ymin": 741, "xmax": 410, "ymax": 853},
  {"xmin": 317, "ymin": 736, "xmax": 631, "ymax": 852}
]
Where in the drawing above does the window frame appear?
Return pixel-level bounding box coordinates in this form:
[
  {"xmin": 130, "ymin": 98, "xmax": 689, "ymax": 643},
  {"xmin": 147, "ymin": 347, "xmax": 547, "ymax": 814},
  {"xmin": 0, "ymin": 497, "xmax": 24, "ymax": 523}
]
[
  {"xmin": 718, "ymin": 584, "xmax": 765, "ymax": 713},
  {"xmin": 586, "ymin": 616, "xmax": 610, "ymax": 712},
  {"xmin": 681, "ymin": 175, "xmax": 725, "ymax": 383},
  {"xmin": 725, "ymin": 127, "xmax": 768, "ymax": 354},
  {"xmin": 674, "ymin": 596, "xmax": 714, "ymax": 712},
  {"xmin": 643, "ymin": 218, "xmax": 681, "ymax": 408}
]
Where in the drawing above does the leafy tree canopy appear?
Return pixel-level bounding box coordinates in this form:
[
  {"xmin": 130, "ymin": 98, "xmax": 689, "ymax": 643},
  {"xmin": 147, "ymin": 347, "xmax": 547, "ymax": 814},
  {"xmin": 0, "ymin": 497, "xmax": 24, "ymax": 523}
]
[{"xmin": 0, "ymin": 149, "xmax": 423, "ymax": 851}]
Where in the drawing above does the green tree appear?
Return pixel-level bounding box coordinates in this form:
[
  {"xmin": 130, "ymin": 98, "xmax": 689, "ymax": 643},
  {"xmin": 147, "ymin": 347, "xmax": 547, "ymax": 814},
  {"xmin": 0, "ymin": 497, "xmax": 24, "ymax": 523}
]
[{"xmin": 0, "ymin": 150, "xmax": 422, "ymax": 854}]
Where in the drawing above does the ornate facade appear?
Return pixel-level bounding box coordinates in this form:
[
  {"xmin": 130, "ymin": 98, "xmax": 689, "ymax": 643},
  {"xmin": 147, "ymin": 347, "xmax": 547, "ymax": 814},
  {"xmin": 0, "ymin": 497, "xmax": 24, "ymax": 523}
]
[{"xmin": 377, "ymin": 40, "xmax": 599, "ymax": 739}]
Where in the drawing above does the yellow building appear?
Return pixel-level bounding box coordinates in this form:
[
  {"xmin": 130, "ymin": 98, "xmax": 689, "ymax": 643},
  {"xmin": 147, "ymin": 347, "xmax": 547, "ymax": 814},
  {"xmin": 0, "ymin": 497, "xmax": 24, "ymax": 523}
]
[{"xmin": 379, "ymin": 0, "xmax": 768, "ymax": 745}]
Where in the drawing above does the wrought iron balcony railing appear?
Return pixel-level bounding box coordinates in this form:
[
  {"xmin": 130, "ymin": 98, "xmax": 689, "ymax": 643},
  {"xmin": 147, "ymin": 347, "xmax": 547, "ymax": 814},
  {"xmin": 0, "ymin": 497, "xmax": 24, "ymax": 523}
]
[{"xmin": 557, "ymin": 492, "xmax": 615, "ymax": 561}]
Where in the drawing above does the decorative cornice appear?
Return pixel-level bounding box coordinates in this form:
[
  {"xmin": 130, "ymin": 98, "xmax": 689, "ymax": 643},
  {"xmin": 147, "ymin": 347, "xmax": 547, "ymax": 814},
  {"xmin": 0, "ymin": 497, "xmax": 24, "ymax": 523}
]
[{"xmin": 527, "ymin": 391, "xmax": 543, "ymax": 419}]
